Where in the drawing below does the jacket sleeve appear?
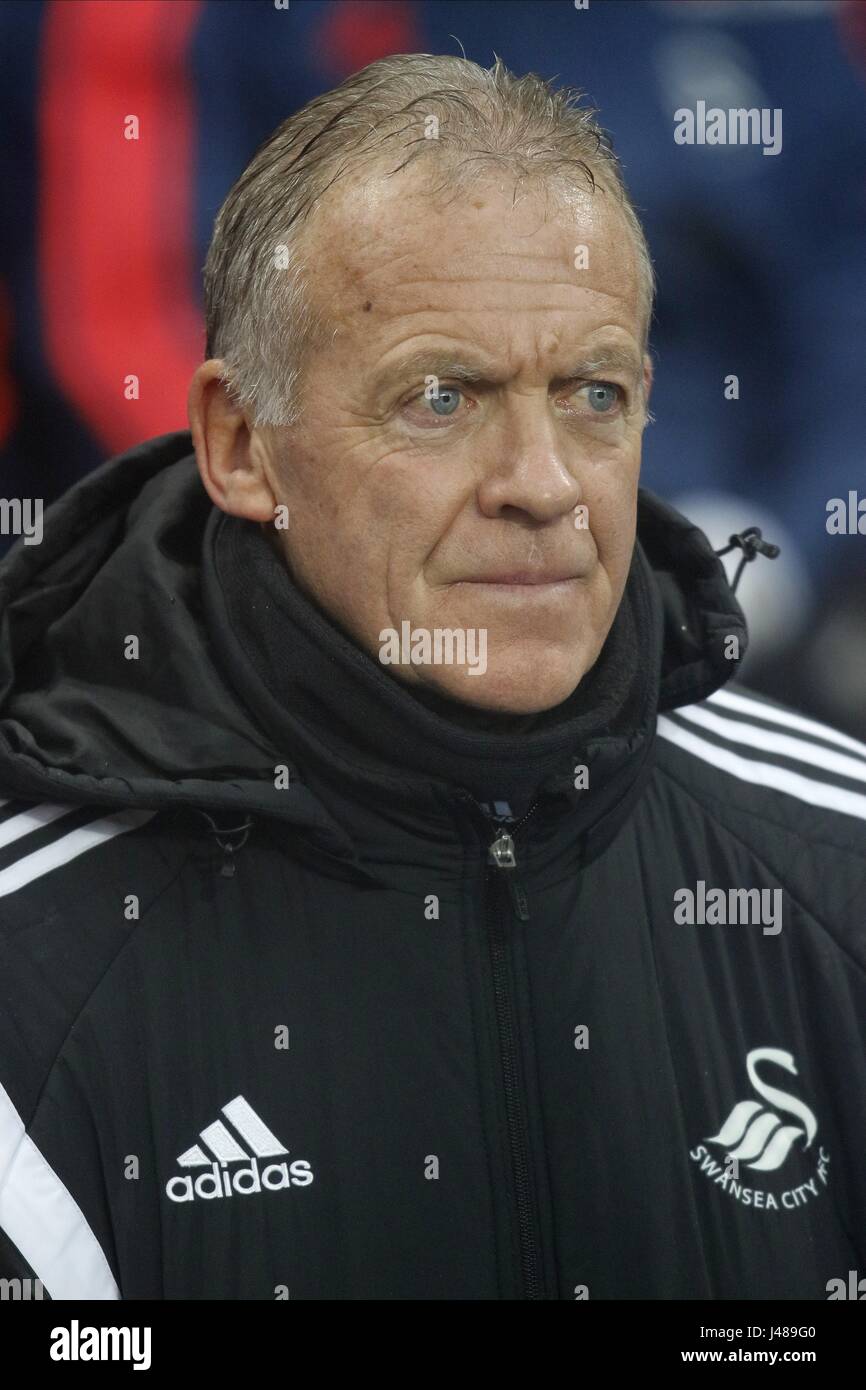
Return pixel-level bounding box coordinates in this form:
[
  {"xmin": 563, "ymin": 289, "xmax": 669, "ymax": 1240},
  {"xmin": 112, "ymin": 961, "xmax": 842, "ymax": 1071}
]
[{"xmin": 0, "ymin": 891, "xmax": 124, "ymax": 1299}]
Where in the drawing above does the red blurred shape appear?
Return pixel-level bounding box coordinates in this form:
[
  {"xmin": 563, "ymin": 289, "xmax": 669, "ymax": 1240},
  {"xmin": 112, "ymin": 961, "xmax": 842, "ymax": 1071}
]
[
  {"xmin": 316, "ymin": 0, "xmax": 421, "ymax": 78},
  {"xmin": 38, "ymin": 0, "xmax": 204, "ymax": 454}
]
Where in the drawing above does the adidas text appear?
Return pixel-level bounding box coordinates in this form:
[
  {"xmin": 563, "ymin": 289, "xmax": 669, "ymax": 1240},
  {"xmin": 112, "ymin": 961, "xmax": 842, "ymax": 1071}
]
[{"xmin": 167, "ymin": 1155, "xmax": 313, "ymax": 1203}]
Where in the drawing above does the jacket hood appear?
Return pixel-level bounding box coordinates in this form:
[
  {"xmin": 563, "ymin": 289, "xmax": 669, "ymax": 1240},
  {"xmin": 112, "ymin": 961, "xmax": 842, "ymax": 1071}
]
[{"xmin": 0, "ymin": 431, "xmax": 747, "ymax": 847}]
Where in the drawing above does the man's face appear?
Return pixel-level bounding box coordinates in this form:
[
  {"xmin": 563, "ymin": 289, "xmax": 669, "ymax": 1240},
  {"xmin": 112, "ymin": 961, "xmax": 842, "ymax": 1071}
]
[{"xmin": 258, "ymin": 166, "xmax": 651, "ymax": 712}]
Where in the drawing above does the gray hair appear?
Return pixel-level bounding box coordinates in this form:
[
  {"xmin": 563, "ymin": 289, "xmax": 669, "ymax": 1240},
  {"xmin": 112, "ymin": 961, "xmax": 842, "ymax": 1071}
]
[{"xmin": 203, "ymin": 52, "xmax": 655, "ymax": 428}]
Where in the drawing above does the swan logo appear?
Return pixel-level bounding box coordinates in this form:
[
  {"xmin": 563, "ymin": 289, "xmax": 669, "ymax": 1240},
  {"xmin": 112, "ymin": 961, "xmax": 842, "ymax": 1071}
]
[
  {"xmin": 707, "ymin": 1047, "xmax": 817, "ymax": 1172},
  {"xmin": 690, "ymin": 1048, "xmax": 830, "ymax": 1213}
]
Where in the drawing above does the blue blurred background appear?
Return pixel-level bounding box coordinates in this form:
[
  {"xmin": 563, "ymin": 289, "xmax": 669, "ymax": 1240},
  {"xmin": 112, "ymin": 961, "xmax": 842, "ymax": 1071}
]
[{"xmin": 1, "ymin": 0, "xmax": 864, "ymax": 732}]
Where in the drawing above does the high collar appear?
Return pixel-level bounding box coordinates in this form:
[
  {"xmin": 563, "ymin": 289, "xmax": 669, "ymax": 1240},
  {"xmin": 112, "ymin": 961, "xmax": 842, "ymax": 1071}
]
[{"xmin": 201, "ymin": 508, "xmax": 665, "ymax": 877}]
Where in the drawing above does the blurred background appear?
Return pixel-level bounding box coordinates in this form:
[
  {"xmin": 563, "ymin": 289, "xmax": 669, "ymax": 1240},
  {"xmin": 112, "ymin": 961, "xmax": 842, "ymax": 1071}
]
[{"xmin": 0, "ymin": 0, "xmax": 864, "ymax": 733}]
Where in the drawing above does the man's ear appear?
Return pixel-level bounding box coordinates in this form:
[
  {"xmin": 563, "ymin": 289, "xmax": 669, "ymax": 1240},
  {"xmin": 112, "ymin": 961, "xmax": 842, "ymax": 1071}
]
[{"xmin": 187, "ymin": 360, "xmax": 276, "ymax": 522}]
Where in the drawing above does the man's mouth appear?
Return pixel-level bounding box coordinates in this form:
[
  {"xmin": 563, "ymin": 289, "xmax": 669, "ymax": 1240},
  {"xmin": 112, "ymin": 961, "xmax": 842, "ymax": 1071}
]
[{"xmin": 457, "ymin": 571, "xmax": 581, "ymax": 587}]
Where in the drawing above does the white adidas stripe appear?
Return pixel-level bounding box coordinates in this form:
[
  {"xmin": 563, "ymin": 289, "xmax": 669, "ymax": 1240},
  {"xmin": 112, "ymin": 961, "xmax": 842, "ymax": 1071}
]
[
  {"xmin": 709, "ymin": 687, "xmax": 866, "ymax": 763},
  {"xmin": 658, "ymin": 716, "xmax": 866, "ymax": 822},
  {"xmin": 0, "ymin": 1079, "xmax": 120, "ymax": 1299},
  {"xmin": 177, "ymin": 1097, "xmax": 288, "ymax": 1168},
  {"xmin": 0, "ymin": 803, "xmax": 77, "ymax": 850},
  {"xmin": 177, "ymin": 1144, "xmax": 211, "ymax": 1169},
  {"xmin": 221, "ymin": 1096, "xmax": 288, "ymax": 1158},
  {"xmin": 677, "ymin": 704, "xmax": 866, "ymax": 786},
  {"xmin": 0, "ymin": 809, "xmax": 156, "ymax": 898},
  {"xmin": 199, "ymin": 1120, "xmax": 248, "ymax": 1164}
]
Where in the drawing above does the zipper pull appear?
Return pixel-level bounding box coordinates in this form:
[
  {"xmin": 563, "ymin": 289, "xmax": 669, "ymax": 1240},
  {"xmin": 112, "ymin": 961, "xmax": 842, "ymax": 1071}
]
[
  {"xmin": 488, "ymin": 833, "xmax": 530, "ymax": 922},
  {"xmin": 489, "ymin": 832, "xmax": 517, "ymax": 869}
]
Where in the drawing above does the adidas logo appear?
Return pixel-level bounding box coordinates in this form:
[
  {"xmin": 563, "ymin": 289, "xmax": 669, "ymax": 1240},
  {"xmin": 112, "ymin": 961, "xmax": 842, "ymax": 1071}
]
[{"xmin": 165, "ymin": 1095, "xmax": 314, "ymax": 1204}]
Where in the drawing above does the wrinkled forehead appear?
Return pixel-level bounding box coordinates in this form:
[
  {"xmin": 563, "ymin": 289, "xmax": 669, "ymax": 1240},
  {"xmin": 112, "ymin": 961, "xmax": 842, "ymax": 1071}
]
[{"xmin": 301, "ymin": 162, "xmax": 644, "ymax": 334}]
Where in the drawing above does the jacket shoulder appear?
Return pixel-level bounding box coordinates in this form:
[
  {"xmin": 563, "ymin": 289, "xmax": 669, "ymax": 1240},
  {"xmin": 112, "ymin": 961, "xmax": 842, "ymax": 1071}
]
[
  {"xmin": 0, "ymin": 799, "xmax": 181, "ymax": 1108},
  {"xmin": 655, "ymin": 684, "xmax": 866, "ymax": 856},
  {"xmin": 653, "ymin": 685, "xmax": 866, "ymax": 979},
  {"xmin": 654, "ymin": 686, "xmax": 866, "ymax": 947}
]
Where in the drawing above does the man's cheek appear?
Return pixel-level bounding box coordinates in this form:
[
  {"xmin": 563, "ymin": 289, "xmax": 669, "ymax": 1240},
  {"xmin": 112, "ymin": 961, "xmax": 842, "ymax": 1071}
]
[{"xmin": 577, "ymin": 489, "xmax": 628, "ymax": 549}]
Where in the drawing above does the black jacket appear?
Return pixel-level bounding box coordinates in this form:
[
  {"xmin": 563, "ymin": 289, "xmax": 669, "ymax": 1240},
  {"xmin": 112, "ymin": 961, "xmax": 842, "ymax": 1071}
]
[{"xmin": 0, "ymin": 431, "xmax": 864, "ymax": 1300}]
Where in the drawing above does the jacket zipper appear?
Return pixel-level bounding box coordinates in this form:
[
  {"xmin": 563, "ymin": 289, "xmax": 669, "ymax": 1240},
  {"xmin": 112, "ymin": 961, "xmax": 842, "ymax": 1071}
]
[
  {"xmin": 487, "ymin": 800, "xmax": 540, "ymax": 923},
  {"xmin": 461, "ymin": 793, "xmax": 545, "ymax": 1298}
]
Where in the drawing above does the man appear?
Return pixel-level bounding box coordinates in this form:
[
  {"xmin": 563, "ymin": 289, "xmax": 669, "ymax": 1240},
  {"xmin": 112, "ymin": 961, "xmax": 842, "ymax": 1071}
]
[{"xmin": 0, "ymin": 53, "xmax": 864, "ymax": 1301}]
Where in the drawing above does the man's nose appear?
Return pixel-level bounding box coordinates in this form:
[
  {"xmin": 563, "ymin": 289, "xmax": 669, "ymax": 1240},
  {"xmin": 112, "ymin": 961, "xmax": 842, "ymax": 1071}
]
[{"xmin": 475, "ymin": 396, "xmax": 584, "ymax": 524}]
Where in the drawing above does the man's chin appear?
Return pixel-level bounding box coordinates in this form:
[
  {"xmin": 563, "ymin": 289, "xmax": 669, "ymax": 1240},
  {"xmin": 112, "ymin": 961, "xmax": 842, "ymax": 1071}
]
[{"xmin": 397, "ymin": 657, "xmax": 592, "ymax": 717}]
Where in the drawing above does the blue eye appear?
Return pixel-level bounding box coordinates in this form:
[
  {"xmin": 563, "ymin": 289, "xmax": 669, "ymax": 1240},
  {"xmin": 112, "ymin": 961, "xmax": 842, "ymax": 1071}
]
[
  {"xmin": 586, "ymin": 383, "xmax": 619, "ymax": 413},
  {"xmin": 428, "ymin": 387, "xmax": 462, "ymax": 416}
]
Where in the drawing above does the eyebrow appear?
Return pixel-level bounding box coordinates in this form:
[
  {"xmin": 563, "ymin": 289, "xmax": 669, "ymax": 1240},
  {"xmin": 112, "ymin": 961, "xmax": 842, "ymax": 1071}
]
[{"xmin": 372, "ymin": 344, "xmax": 644, "ymax": 391}]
